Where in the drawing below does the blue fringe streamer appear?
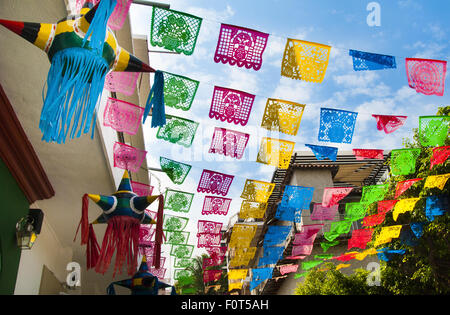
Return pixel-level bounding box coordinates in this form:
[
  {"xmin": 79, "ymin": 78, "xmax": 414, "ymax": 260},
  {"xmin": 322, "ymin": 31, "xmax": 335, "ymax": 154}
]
[
  {"xmin": 143, "ymin": 70, "xmax": 166, "ymax": 127},
  {"xmin": 82, "ymin": 0, "xmax": 117, "ymax": 52},
  {"xmin": 40, "ymin": 47, "xmax": 109, "ymax": 143}
]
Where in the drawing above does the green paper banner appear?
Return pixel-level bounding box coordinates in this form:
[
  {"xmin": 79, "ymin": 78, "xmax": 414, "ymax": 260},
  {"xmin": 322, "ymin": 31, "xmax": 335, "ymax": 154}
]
[
  {"xmin": 162, "ymin": 71, "xmax": 199, "ymax": 111},
  {"xmin": 324, "ymin": 220, "xmax": 352, "ymax": 241},
  {"xmin": 361, "ymin": 184, "xmax": 388, "ymax": 204},
  {"xmin": 174, "ymin": 257, "xmax": 194, "ymax": 269},
  {"xmin": 345, "ymin": 202, "xmax": 369, "ymax": 221},
  {"xmin": 160, "ymin": 157, "xmax": 192, "ymax": 185},
  {"xmin": 166, "ymin": 231, "xmax": 190, "ymax": 244},
  {"xmin": 163, "ymin": 214, "xmax": 189, "ymax": 231},
  {"xmin": 419, "ymin": 116, "xmax": 450, "ymax": 147},
  {"xmin": 391, "ymin": 148, "xmax": 421, "ymax": 176},
  {"xmin": 171, "ymin": 244, "xmax": 194, "ymax": 258},
  {"xmin": 302, "ymin": 260, "xmax": 323, "ymax": 271},
  {"xmin": 164, "ymin": 188, "xmax": 194, "ymax": 213},
  {"xmin": 156, "ymin": 115, "xmax": 199, "ymax": 147}
]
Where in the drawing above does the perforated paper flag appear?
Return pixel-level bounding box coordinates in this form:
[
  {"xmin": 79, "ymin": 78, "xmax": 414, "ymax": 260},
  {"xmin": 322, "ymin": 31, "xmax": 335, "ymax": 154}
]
[
  {"xmin": 349, "ymin": 50, "xmax": 396, "ymax": 71},
  {"xmin": 377, "ymin": 200, "xmax": 399, "ymax": 214},
  {"xmin": 170, "ymin": 244, "xmax": 194, "ymax": 258},
  {"xmin": 104, "ymin": 71, "xmax": 140, "ymax": 96},
  {"xmin": 240, "ymin": 179, "xmax": 275, "ymax": 203},
  {"xmin": 250, "ymin": 268, "xmax": 273, "ymax": 290},
  {"xmin": 292, "ymin": 245, "xmax": 314, "ymax": 256},
  {"xmin": 113, "ymin": 142, "xmax": 147, "ymax": 173},
  {"xmin": 209, "ymin": 86, "xmax": 255, "ymax": 126},
  {"xmin": 131, "ymin": 180, "xmax": 154, "ymax": 196},
  {"xmin": 165, "ymin": 231, "xmax": 190, "ymax": 245},
  {"xmin": 423, "ymin": 173, "xmax": 450, "ymax": 191},
  {"xmin": 425, "ymin": 195, "xmax": 448, "ymax": 222},
  {"xmin": 311, "ymin": 204, "xmax": 339, "ymax": 220},
  {"xmin": 363, "ymin": 213, "xmax": 386, "ymax": 227},
  {"xmin": 405, "ymin": 58, "xmax": 447, "ymax": 96},
  {"xmin": 372, "ymin": 114, "xmax": 407, "ymax": 134},
  {"xmin": 305, "ymin": 144, "xmax": 338, "ymax": 161},
  {"xmin": 107, "ymin": 0, "xmax": 133, "ymax": 30},
  {"xmin": 280, "ymin": 185, "xmax": 315, "ymax": 211},
  {"xmin": 419, "ymin": 116, "xmax": 450, "ymax": 147},
  {"xmin": 293, "ymin": 224, "xmax": 324, "ymax": 245},
  {"xmin": 256, "ymin": 137, "xmax": 295, "ymax": 169},
  {"xmin": 229, "ymin": 224, "xmax": 258, "ymax": 248},
  {"xmin": 197, "ymin": 169, "xmax": 234, "ymax": 196},
  {"xmin": 260, "ymin": 98, "xmax": 305, "ymax": 136},
  {"xmin": 345, "ymin": 202, "xmax": 369, "ymax": 221},
  {"xmin": 163, "ymin": 214, "xmax": 189, "ymax": 231},
  {"xmin": 352, "ymin": 149, "xmax": 384, "ymax": 160},
  {"xmin": 103, "ymin": 97, "xmax": 144, "ymax": 135},
  {"xmin": 430, "ymin": 146, "xmax": 450, "ymax": 169},
  {"xmin": 318, "ymin": 108, "xmax": 358, "ymax": 144},
  {"xmin": 164, "ymin": 189, "xmax": 194, "ymax": 213},
  {"xmin": 395, "ymin": 178, "xmax": 423, "ymax": 199},
  {"xmin": 274, "ymin": 204, "xmax": 296, "ymax": 222},
  {"xmin": 324, "ymin": 220, "xmax": 352, "ymax": 242},
  {"xmin": 281, "ymin": 38, "xmax": 331, "ymax": 83},
  {"xmin": 156, "ymin": 115, "xmax": 199, "ymax": 147},
  {"xmin": 321, "ymin": 187, "xmax": 354, "ymax": 207},
  {"xmin": 301, "ymin": 260, "xmax": 323, "ymax": 270},
  {"xmin": 197, "ymin": 233, "xmax": 221, "ymax": 248},
  {"xmin": 162, "ymin": 71, "xmax": 199, "ymax": 111},
  {"xmin": 228, "ymin": 269, "xmax": 249, "ymax": 281},
  {"xmin": 214, "ymin": 23, "xmax": 269, "ymax": 70},
  {"xmin": 139, "ymin": 225, "xmax": 155, "ymax": 247},
  {"xmin": 264, "ymin": 225, "xmax": 292, "ymax": 246},
  {"xmin": 392, "ymin": 197, "xmax": 421, "ymax": 221},
  {"xmin": 150, "ymin": 7, "xmax": 202, "ymax": 55},
  {"xmin": 174, "ymin": 257, "xmax": 194, "ymax": 269},
  {"xmin": 361, "ymin": 184, "xmax": 388, "ymax": 204},
  {"xmin": 238, "ymin": 201, "xmax": 268, "ymax": 219},
  {"xmin": 209, "ymin": 127, "xmax": 250, "ymax": 159},
  {"xmin": 279, "ymin": 264, "xmax": 299, "ymax": 275},
  {"xmin": 202, "ymin": 196, "xmax": 232, "ymax": 216},
  {"xmin": 197, "ymin": 220, "xmax": 223, "ymax": 235},
  {"xmin": 374, "ymin": 225, "xmax": 402, "ymax": 247},
  {"xmin": 348, "ymin": 228, "xmax": 374, "ymax": 250},
  {"xmin": 390, "ymin": 148, "xmax": 421, "ymax": 176},
  {"xmin": 203, "ymin": 270, "xmax": 222, "ymax": 283},
  {"xmin": 229, "ymin": 247, "xmax": 256, "ymax": 267},
  {"xmin": 160, "ymin": 157, "xmax": 192, "ymax": 185}
]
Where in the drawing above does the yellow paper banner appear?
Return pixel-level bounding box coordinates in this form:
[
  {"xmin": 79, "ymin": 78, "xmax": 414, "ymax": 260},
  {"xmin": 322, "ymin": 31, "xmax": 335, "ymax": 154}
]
[
  {"xmin": 281, "ymin": 38, "xmax": 331, "ymax": 83},
  {"xmin": 228, "ymin": 281, "xmax": 244, "ymax": 291},
  {"xmin": 229, "ymin": 224, "xmax": 258, "ymax": 248},
  {"xmin": 240, "ymin": 179, "xmax": 275, "ymax": 203},
  {"xmin": 392, "ymin": 198, "xmax": 421, "ymax": 221},
  {"xmin": 228, "ymin": 269, "xmax": 249, "ymax": 280},
  {"xmin": 256, "ymin": 137, "xmax": 295, "ymax": 169},
  {"xmin": 260, "ymin": 98, "xmax": 305, "ymax": 136},
  {"xmin": 238, "ymin": 200, "xmax": 268, "ymax": 219},
  {"xmin": 373, "ymin": 225, "xmax": 403, "ymax": 247},
  {"xmin": 424, "ymin": 173, "xmax": 450, "ymax": 191}
]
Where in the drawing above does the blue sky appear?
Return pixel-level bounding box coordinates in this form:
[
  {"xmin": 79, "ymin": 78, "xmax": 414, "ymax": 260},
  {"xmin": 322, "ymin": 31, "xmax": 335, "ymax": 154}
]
[{"xmin": 128, "ymin": 0, "xmax": 450, "ymax": 279}]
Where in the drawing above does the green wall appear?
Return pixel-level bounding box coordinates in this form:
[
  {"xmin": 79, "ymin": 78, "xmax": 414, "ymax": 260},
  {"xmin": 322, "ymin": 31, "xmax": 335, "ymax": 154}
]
[{"xmin": 0, "ymin": 158, "xmax": 29, "ymax": 294}]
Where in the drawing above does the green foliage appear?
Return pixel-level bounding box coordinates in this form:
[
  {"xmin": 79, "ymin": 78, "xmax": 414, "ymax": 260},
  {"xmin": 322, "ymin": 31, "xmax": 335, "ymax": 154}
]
[{"xmin": 295, "ymin": 106, "xmax": 449, "ymax": 295}]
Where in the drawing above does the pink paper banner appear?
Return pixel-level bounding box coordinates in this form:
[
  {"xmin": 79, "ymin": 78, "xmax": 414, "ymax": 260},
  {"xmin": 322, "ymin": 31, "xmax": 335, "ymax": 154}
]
[
  {"xmin": 293, "ymin": 224, "xmax": 324, "ymax": 245},
  {"xmin": 406, "ymin": 58, "xmax": 447, "ymax": 96},
  {"xmin": 104, "ymin": 71, "xmax": 140, "ymax": 96},
  {"xmin": 203, "ymin": 269, "xmax": 223, "ymax": 283},
  {"xmin": 209, "ymin": 127, "xmax": 250, "ymax": 159},
  {"xmin": 310, "ymin": 203, "xmax": 339, "ymax": 221},
  {"xmin": 372, "ymin": 115, "xmax": 407, "ymax": 134},
  {"xmin": 107, "ymin": 0, "xmax": 133, "ymax": 30},
  {"xmin": 197, "ymin": 233, "xmax": 222, "ymax": 248},
  {"xmin": 131, "ymin": 180, "xmax": 154, "ymax": 196},
  {"xmin": 292, "ymin": 244, "xmax": 314, "ymax": 256},
  {"xmin": 197, "ymin": 169, "xmax": 234, "ymax": 196},
  {"xmin": 279, "ymin": 264, "xmax": 299, "ymax": 275},
  {"xmin": 209, "ymin": 86, "xmax": 255, "ymax": 126},
  {"xmin": 202, "ymin": 196, "xmax": 232, "ymax": 216},
  {"xmin": 352, "ymin": 149, "xmax": 384, "ymax": 160},
  {"xmin": 197, "ymin": 220, "xmax": 223, "ymax": 235},
  {"xmin": 321, "ymin": 187, "xmax": 354, "ymax": 207},
  {"xmin": 148, "ymin": 267, "xmax": 167, "ymax": 280},
  {"xmin": 214, "ymin": 23, "xmax": 269, "ymax": 71},
  {"xmin": 103, "ymin": 97, "xmax": 144, "ymax": 135},
  {"xmin": 139, "ymin": 225, "xmax": 155, "ymax": 246},
  {"xmin": 113, "ymin": 142, "xmax": 147, "ymax": 173}
]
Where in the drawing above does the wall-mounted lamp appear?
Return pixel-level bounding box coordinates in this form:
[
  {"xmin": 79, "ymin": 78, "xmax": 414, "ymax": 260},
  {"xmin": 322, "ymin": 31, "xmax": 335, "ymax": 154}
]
[{"xmin": 15, "ymin": 209, "xmax": 43, "ymax": 250}]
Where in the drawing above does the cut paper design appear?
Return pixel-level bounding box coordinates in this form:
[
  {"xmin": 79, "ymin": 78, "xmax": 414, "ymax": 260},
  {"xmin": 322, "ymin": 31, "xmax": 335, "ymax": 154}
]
[
  {"xmin": 201, "ymin": 196, "xmax": 232, "ymax": 216},
  {"xmin": 160, "ymin": 157, "xmax": 192, "ymax": 185},
  {"xmin": 390, "ymin": 148, "xmax": 421, "ymax": 176},
  {"xmin": 174, "ymin": 269, "xmax": 193, "ymax": 280},
  {"xmin": 165, "ymin": 231, "xmax": 190, "ymax": 245},
  {"xmin": 163, "ymin": 189, "xmax": 194, "ymax": 213},
  {"xmin": 240, "ymin": 179, "xmax": 275, "ymax": 203},
  {"xmin": 305, "ymin": 144, "xmax": 338, "ymax": 161},
  {"xmin": 163, "ymin": 214, "xmax": 189, "ymax": 231},
  {"xmin": 345, "ymin": 202, "xmax": 369, "ymax": 221},
  {"xmin": 373, "ymin": 225, "xmax": 402, "ymax": 247},
  {"xmin": 279, "ymin": 264, "xmax": 299, "ymax": 275},
  {"xmin": 131, "ymin": 180, "xmax": 154, "ymax": 197},
  {"xmin": 311, "ymin": 204, "xmax": 339, "ymax": 221},
  {"xmin": 238, "ymin": 201, "xmax": 268, "ymax": 219},
  {"xmin": 336, "ymin": 264, "xmax": 351, "ymax": 271},
  {"xmin": 197, "ymin": 233, "xmax": 221, "ymax": 248},
  {"xmin": 150, "ymin": 7, "xmax": 202, "ymax": 55},
  {"xmin": 392, "ymin": 198, "xmax": 420, "ymax": 221},
  {"xmin": 430, "ymin": 146, "xmax": 450, "ymax": 169},
  {"xmin": 405, "ymin": 58, "xmax": 447, "ymax": 96},
  {"xmin": 260, "ymin": 98, "xmax": 305, "ymax": 136},
  {"xmin": 162, "ymin": 71, "xmax": 199, "ymax": 111},
  {"xmin": 170, "ymin": 244, "xmax": 194, "ymax": 258},
  {"xmin": 203, "ymin": 270, "xmax": 222, "ymax": 283},
  {"xmin": 353, "ymin": 248, "xmax": 378, "ymax": 261},
  {"xmin": 228, "ymin": 281, "xmax": 244, "ymax": 291},
  {"xmin": 361, "ymin": 184, "xmax": 388, "ymax": 204},
  {"xmin": 229, "ymin": 247, "xmax": 257, "ymax": 267},
  {"xmin": 348, "ymin": 228, "xmax": 374, "ymax": 250},
  {"xmin": 228, "ymin": 269, "xmax": 249, "ymax": 280},
  {"xmin": 294, "ymin": 271, "xmax": 309, "ymax": 279},
  {"xmin": 332, "ymin": 252, "xmax": 358, "ymax": 262},
  {"xmin": 372, "ymin": 115, "xmax": 407, "ymax": 134},
  {"xmin": 424, "ymin": 173, "xmax": 450, "ymax": 191},
  {"xmin": 324, "ymin": 220, "xmax": 352, "ymax": 241},
  {"xmin": 425, "ymin": 195, "xmax": 448, "ymax": 222},
  {"xmin": 104, "ymin": 71, "xmax": 140, "ymax": 96},
  {"xmin": 362, "ymin": 213, "xmax": 386, "ymax": 227},
  {"xmin": 274, "ymin": 204, "xmax": 296, "ymax": 222},
  {"xmin": 156, "ymin": 115, "xmax": 199, "ymax": 147},
  {"xmin": 292, "ymin": 245, "xmax": 314, "ymax": 256},
  {"xmin": 214, "ymin": 23, "xmax": 269, "ymax": 70},
  {"xmin": 280, "ymin": 186, "xmax": 315, "ymax": 210},
  {"xmin": 293, "ymin": 224, "xmax": 324, "ymax": 245},
  {"xmin": 229, "ymin": 224, "xmax": 258, "ymax": 248},
  {"xmin": 149, "ymin": 267, "xmax": 167, "ymax": 280},
  {"xmin": 209, "ymin": 86, "xmax": 255, "ymax": 126},
  {"xmin": 258, "ymin": 246, "xmax": 285, "ymax": 266},
  {"xmin": 197, "ymin": 169, "xmax": 234, "ymax": 196},
  {"xmin": 107, "ymin": 0, "xmax": 133, "ymax": 30},
  {"xmin": 264, "ymin": 225, "xmax": 292, "ymax": 246},
  {"xmin": 209, "ymin": 127, "xmax": 250, "ymax": 159},
  {"xmin": 377, "ymin": 248, "xmax": 406, "ymax": 262},
  {"xmin": 139, "ymin": 225, "xmax": 155, "ymax": 247},
  {"xmin": 377, "ymin": 200, "xmax": 398, "ymax": 214},
  {"xmin": 395, "ymin": 178, "xmax": 423, "ymax": 199},
  {"xmin": 256, "ymin": 137, "xmax": 295, "ymax": 169},
  {"xmin": 349, "ymin": 50, "xmax": 396, "ymax": 71},
  {"xmin": 281, "ymin": 38, "xmax": 331, "ymax": 83},
  {"xmin": 250, "ymin": 268, "xmax": 273, "ymax": 291},
  {"xmin": 113, "ymin": 142, "xmax": 147, "ymax": 173},
  {"xmin": 318, "ymin": 108, "xmax": 358, "ymax": 144},
  {"xmin": 321, "ymin": 240, "xmax": 340, "ymax": 252},
  {"xmin": 197, "ymin": 220, "xmax": 223, "ymax": 235},
  {"xmin": 321, "ymin": 187, "xmax": 354, "ymax": 207},
  {"xmin": 352, "ymin": 149, "xmax": 384, "ymax": 160},
  {"xmin": 205, "ymin": 246, "xmax": 227, "ymax": 260},
  {"xmin": 174, "ymin": 257, "xmax": 193, "ymax": 269},
  {"xmin": 301, "ymin": 260, "xmax": 323, "ymax": 271},
  {"xmin": 419, "ymin": 116, "xmax": 450, "ymax": 147}
]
